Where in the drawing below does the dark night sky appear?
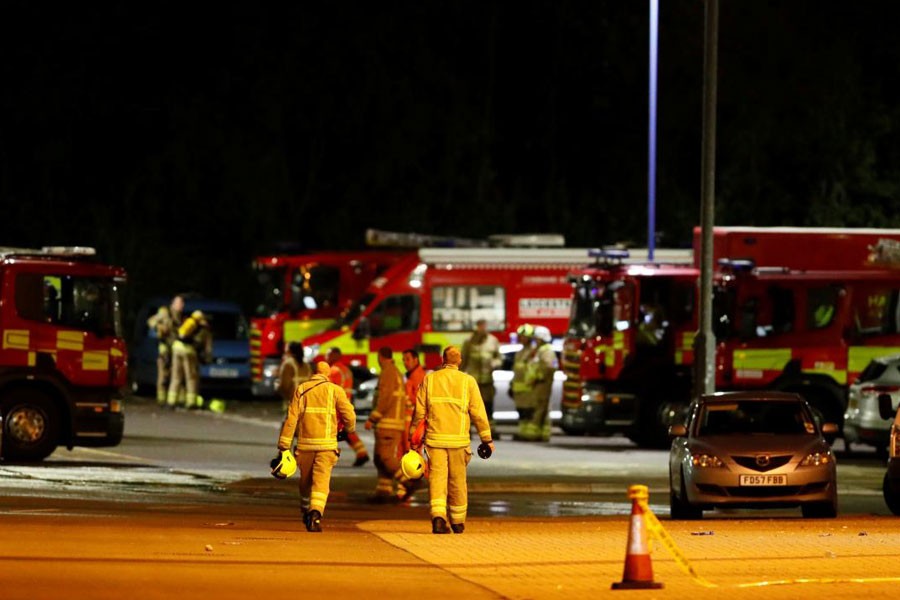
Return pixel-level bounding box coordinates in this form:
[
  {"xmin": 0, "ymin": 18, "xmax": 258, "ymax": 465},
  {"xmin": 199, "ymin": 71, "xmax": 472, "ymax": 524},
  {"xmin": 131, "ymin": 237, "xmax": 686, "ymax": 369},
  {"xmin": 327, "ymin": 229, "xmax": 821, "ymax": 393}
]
[{"xmin": 3, "ymin": 2, "xmax": 900, "ymax": 318}]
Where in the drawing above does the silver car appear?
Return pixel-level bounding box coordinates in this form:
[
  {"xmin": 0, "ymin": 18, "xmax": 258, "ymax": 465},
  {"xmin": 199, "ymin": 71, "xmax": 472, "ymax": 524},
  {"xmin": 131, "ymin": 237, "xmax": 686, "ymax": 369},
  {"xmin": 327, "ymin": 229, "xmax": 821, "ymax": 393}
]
[
  {"xmin": 668, "ymin": 391, "xmax": 839, "ymax": 520},
  {"xmin": 845, "ymin": 354, "xmax": 900, "ymax": 453}
]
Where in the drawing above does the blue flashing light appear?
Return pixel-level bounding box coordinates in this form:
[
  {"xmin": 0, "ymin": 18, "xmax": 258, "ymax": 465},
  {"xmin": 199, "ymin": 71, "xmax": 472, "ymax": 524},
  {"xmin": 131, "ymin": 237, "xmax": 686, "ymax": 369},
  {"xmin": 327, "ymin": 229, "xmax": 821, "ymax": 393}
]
[
  {"xmin": 717, "ymin": 258, "xmax": 755, "ymax": 272},
  {"xmin": 589, "ymin": 248, "xmax": 631, "ymax": 260}
]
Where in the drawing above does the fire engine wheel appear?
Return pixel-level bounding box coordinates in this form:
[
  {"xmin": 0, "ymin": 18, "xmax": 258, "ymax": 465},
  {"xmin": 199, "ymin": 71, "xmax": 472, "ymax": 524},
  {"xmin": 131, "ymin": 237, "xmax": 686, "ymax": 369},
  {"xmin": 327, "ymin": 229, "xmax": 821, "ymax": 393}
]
[{"xmin": 2, "ymin": 391, "xmax": 60, "ymax": 461}]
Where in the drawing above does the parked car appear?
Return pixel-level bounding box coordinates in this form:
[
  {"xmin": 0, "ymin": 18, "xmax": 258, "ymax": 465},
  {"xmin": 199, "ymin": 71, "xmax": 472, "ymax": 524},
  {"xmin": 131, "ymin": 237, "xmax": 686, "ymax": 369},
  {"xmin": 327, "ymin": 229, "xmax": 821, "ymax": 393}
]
[
  {"xmin": 354, "ymin": 343, "xmax": 564, "ymax": 423},
  {"xmin": 668, "ymin": 391, "xmax": 839, "ymax": 520},
  {"xmin": 132, "ymin": 297, "xmax": 251, "ymax": 396},
  {"xmin": 845, "ymin": 354, "xmax": 900, "ymax": 453},
  {"xmin": 876, "ymin": 393, "xmax": 900, "ymax": 515}
]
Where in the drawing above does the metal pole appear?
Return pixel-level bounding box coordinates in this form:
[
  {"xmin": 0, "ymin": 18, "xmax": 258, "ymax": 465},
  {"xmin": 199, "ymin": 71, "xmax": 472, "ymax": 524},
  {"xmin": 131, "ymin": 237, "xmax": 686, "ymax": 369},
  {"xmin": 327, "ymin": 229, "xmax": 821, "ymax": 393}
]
[
  {"xmin": 647, "ymin": 0, "xmax": 659, "ymax": 261},
  {"xmin": 695, "ymin": 0, "xmax": 718, "ymax": 397}
]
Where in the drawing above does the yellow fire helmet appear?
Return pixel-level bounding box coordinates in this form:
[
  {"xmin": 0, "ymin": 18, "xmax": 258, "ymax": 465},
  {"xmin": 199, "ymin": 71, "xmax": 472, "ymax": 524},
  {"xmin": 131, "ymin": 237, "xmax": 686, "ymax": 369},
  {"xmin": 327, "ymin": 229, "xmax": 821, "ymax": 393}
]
[
  {"xmin": 270, "ymin": 449, "xmax": 297, "ymax": 479},
  {"xmin": 400, "ymin": 450, "xmax": 426, "ymax": 480}
]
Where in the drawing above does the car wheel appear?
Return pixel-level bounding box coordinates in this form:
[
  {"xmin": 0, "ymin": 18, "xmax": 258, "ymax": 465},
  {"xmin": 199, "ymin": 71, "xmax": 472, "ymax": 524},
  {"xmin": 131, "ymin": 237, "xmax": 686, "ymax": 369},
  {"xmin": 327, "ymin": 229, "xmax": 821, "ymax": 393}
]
[
  {"xmin": 2, "ymin": 390, "xmax": 60, "ymax": 461},
  {"xmin": 801, "ymin": 499, "xmax": 838, "ymax": 519},
  {"xmin": 883, "ymin": 473, "xmax": 900, "ymax": 516},
  {"xmin": 669, "ymin": 470, "xmax": 702, "ymax": 520}
]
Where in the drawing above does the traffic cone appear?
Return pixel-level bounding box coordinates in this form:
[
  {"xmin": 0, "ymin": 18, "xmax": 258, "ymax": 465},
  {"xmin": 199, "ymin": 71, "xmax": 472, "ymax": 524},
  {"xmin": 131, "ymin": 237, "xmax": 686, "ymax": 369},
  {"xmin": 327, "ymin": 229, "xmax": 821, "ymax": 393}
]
[{"xmin": 612, "ymin": 484, "xmax": 663, "ymax": 590}]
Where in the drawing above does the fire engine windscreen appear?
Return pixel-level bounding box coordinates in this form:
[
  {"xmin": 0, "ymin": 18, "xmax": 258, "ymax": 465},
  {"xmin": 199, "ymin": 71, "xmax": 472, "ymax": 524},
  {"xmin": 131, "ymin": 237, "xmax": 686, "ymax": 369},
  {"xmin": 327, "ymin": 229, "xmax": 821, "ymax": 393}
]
[
  {"xmin": 567, "ymin": 281, "xmax": 624, "ymax": 338},
  {"xmin": 15, "ymin": 273, "xmax": 123, "ymax": 337},
  {"xmin": 254, "ymin": 266, "xmax": 286, "ymax": 317}
]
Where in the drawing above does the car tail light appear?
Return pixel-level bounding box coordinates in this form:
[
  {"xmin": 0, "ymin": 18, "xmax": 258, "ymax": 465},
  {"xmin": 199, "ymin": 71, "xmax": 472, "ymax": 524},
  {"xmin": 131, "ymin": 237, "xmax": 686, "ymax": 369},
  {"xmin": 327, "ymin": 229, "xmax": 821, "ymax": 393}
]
[{"xmin": 860, "ymin": 385, "xmax": 900, "ymax": 396}]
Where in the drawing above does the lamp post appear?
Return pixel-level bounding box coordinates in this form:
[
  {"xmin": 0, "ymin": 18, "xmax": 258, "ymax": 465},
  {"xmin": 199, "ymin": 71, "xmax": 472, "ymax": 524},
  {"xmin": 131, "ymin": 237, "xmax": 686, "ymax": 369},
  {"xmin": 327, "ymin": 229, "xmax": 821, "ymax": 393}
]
[
  {"xmin": 647, "ymin": 0, "xmax": 659, "ymax": 261},
  {"xmin": 694, "ymin": 0, "xmax": 718, "ymax": 397}
]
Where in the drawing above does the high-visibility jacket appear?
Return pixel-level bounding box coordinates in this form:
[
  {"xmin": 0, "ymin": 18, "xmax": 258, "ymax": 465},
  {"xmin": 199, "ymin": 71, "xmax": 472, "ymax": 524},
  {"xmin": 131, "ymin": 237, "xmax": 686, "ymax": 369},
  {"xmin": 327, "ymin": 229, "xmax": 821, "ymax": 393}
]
[
  {"xmin": 279, "ymin": 373, "xmax": 356, "ymax": 452},
  {"xmin": 405, "ymin": 364, "xmax": 426, "ymax": 410},
  {"xmin": 369, "ymin": 361, "xmax": 406, "ymax": 431},
  {"xmin": 278, "ymin": 355, "xmax": 312, "ymax": 404},
  {"xmin": 531, "ymin": 342, "xmax": 558, "ymax": 383},
  {"xmin": 329, "ymin": 362, "xmax": 353, "ymax": 396},
  {"xmin": 511, "ymin": 346, "xmax": 537, "ymax": 393},
  {"xmin": 461, "ymin": 332, "xmax": 501, "ymax": 384},
  {"xmin": 412, "ymin": 364, "xmax": 492, "ymax": 449}
]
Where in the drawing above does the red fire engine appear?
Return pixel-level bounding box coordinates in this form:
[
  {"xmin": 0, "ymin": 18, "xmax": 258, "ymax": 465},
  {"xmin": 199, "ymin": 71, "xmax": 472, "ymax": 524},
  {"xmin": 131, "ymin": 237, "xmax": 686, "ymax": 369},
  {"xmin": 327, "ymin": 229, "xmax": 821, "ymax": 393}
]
[
  {"xmin": 300, "ymin": 246, "xmax": 598, "ymax": 373},
  {"xmin": 249, "ymin": 250, "xmax": 410, "ymax": 395},
  {"xmin": 562, "ymin": 227, "xmax": 900, "ymax": 447},
  {"xmin": 0, "ymin": 246, "xmax": 127, "ymax": 460}
]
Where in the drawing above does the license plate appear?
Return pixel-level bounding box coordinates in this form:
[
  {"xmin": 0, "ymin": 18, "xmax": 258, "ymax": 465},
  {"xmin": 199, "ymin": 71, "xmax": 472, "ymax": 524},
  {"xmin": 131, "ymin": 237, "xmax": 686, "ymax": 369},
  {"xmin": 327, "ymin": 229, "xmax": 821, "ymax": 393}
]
[
  {"xmin": 209, "ymin": 367, "xmax": 239, "ymax": 379},
  {"xmin": 739, "ymin": 474, "xmax": 787, "ymax": 486}
]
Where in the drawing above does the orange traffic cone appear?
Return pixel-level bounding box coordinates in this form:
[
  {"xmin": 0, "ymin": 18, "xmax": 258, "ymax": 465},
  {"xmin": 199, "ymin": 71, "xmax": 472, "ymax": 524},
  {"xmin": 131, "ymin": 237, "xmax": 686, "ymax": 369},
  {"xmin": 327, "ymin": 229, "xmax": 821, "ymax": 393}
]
[{"xmin": 612, "ymin": 484, "xmax": 664, "ymax": 590}]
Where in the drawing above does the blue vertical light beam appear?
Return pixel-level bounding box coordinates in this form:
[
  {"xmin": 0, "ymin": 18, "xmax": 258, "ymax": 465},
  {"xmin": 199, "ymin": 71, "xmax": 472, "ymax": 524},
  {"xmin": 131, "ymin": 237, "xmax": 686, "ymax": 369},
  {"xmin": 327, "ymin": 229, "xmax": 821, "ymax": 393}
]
[{"xmin": 648, "ymin": 0, "xmax": 659, "ymax": 260}]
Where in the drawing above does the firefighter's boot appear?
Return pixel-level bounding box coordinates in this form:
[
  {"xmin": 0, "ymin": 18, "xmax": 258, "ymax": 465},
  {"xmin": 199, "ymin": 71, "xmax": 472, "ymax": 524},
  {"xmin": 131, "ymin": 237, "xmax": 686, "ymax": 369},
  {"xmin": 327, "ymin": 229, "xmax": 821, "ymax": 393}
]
[
  {"xmin": 306, "ymin": 510, "xmax": 323, "ymax": 533},
  {"xmin": 451, "ymin": 523, "xmax": 465, "ymax": 534},
  {"xmin": 432, "ymin": 517, "xmax": 451, "ymax": 534}
]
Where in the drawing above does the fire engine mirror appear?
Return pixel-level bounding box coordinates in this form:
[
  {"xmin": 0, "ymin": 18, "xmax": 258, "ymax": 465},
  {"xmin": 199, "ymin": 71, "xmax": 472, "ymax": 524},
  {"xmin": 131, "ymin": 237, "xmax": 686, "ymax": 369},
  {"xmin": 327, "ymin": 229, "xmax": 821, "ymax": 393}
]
[{"xmin": 879, "ymin": 393, "xmax": 895, "ymax": 421}]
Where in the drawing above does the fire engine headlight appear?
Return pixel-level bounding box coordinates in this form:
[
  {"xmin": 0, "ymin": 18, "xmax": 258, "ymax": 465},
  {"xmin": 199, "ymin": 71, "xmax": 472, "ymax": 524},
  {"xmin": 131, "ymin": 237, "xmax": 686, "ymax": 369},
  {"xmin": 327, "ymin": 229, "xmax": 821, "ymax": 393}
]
[
  {"xmin": 263, "ymin": 363, "xmax": 280, "ymax": 379},
  {"xmin": 581, "ymin": 389, "xmax": 604, "ymax": 403},
  {"xmin": 800, "ymin": 451, "xmax": 833, "ymax": 467},
  {"xmin": 691, "ymin": 454, "xmax": 724, "ymax": 468}
]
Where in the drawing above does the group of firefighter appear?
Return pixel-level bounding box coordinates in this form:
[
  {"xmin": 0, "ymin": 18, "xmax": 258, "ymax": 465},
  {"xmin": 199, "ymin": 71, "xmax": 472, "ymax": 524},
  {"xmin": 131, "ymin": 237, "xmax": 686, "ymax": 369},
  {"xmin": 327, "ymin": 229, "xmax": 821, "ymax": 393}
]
[
  {"xmin": 147, "ymin": 295, "xmax": 214, "ymax": 409},
  {"xmin": 272, "ymin": 319, "xmax": 556, "ymax": 533}
]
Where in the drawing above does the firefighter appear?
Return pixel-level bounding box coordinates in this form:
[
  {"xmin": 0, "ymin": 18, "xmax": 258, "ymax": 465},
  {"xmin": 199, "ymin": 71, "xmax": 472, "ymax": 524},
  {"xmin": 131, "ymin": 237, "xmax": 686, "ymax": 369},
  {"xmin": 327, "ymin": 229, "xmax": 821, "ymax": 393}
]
[
  {"xmin": 147, "ymin": 295, "xmax": 184, "ymax": 405},
  {"xmin": 411, "ymin": 345, "xmax": 493, "ymax": 534},
  {"xmin": 167, "ymin": 309, "xmax": 211, "ymax": 409},
  {"xmin": 277, "ymin": 361, "xmax": 357, "ymax": 532},
  {"xmin": 461, "ymin": 318, "xmax": 502, "ymax": 440},
  {"xmin": 278, "ymin": 342, "xmax": 312, "ymax": 413},
  {"xmin": 529, "ymin": 325, "xmax": 558, "ymax": 442},
  {"xmin": 326, "ymin": 347, "xmax": 370, "ymax": 467},
  {"xmin": 364, "ymin": 347, "xmax": 410, "ymax": 502},
  {"xmin": 400, "ymin": 348, "xmax": 426, "ymax": 502},
  {"xmin": 510, "ymin": 323, "xmax": 538, "ymax": 440}
]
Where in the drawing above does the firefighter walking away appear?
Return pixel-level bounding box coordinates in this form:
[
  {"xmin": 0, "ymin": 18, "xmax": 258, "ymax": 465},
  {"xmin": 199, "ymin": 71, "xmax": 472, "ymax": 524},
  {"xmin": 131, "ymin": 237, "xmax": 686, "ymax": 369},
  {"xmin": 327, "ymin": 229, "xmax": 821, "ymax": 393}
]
[
  {"xmin": 411, "ymin": 346, "xmax": 494, "ymax": 534},
  {"xmin": 277, "ymin": 361, "xmax": 357, "ymax": 532}
]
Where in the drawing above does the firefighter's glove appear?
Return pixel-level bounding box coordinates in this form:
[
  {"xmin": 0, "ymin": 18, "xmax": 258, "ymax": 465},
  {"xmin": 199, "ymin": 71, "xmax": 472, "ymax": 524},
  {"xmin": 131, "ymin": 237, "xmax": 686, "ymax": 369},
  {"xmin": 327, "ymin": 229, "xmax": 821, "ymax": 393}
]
[
  {"xmin": 477, "ymin": 441, "xmax": 494, "ymax": 460},
  {"xmin": 336, "ymin": 429, "xmax": 348, "ymax": 442}
]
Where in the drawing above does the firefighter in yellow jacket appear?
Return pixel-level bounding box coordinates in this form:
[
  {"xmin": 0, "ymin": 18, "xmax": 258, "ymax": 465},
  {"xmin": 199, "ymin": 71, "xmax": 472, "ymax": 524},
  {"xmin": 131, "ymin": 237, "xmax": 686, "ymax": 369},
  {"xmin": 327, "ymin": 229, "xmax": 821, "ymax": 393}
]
[
  {"xmin": 278, "ymin": 342, "xmax": 312, "ymax": 412},
  {"xmin": 411, "ymin": 345, "xmax": 494, "ymax": 534},
  {"xmin": 167, "ymin": 309, "xmax": 211, "ymax": 409},
  {"xmin": 365, "ymin": 347, "xmax": 412, "ymax": 502},
  {"xmin": 278, "ymin": 361, "xmax": 356, "ymax": 532}
]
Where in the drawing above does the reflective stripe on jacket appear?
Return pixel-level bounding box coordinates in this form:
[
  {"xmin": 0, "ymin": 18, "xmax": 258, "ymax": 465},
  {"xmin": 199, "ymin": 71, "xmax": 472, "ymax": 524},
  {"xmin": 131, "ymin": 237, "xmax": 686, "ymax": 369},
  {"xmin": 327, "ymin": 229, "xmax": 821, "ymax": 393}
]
[
  {"xmin": 412, "ymin": 364, "xmax": 491, "ymax": 449},
  {"xmin": 369, "ymin": 361, "xmax": 407, "ymax": 431},
  {"xmin": 279, "ymin": 373, "xmax": 356, "ymax": 451}
]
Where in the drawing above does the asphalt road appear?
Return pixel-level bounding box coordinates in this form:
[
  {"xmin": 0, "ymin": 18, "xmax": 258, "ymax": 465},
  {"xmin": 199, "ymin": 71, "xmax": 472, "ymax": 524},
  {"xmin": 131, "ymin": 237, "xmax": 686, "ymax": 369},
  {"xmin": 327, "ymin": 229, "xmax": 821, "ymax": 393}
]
[{"xmin": 1, "ymin": 397, "xmax": 899, "ymax": 599}]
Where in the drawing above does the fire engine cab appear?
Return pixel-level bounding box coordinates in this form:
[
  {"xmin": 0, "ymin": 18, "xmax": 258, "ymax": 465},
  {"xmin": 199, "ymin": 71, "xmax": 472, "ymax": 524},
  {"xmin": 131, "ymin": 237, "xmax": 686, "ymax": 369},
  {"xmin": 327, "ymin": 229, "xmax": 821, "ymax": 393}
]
[
  {"xmin": 562, "ymin": 227, "xmax": 900, "ymax": 447},
  {"xmin": 250, "ymin": 250, "xmax": 409, "ymax": 395},
  {"xmin": 0, "ymin": 246, "xmax": 127, "ymax": 460}
]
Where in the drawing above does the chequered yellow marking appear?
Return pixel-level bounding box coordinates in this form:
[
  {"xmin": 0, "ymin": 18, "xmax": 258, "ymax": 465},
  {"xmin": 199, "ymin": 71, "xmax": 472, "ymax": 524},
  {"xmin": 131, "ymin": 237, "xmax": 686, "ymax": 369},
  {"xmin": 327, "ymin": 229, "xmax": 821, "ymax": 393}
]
[
  {"xmin": 3, "ymin": 329, "xmax": 30, "ymax": 350},
  {"xmin": 57, "ymin": 330, "xmax": 84, "ymax": 351},
  {"xmin": 82, "ymin": 351, "xmax": 109, "ymax": 371}
]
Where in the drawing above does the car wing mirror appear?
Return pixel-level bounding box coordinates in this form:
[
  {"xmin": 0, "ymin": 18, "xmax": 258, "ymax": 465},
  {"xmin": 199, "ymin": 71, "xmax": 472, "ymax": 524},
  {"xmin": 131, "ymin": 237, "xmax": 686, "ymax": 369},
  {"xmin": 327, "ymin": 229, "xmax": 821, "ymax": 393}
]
[
  {"xmin": 878, "ymin": 393, "xmax": 895, "ymax": 421},
  {"xmin": 820, "ymin": 422, "xmax": 839, "ymax": 444},
  {"xmin": 668, "ymin": 424, "xmax": 687, "ymax": 438}
]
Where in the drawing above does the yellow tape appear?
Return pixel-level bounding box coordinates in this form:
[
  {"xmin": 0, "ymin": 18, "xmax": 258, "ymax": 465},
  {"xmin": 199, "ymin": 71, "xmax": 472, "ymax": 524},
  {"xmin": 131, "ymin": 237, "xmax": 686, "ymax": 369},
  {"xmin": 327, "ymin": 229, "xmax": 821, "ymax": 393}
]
[
  {"xmin": 637, "ymin": 499, "xmax": 718, "ymax": 588},
  {"xmin": 634, "ymin": 493, "xmax": 900, "ymax": 589}
]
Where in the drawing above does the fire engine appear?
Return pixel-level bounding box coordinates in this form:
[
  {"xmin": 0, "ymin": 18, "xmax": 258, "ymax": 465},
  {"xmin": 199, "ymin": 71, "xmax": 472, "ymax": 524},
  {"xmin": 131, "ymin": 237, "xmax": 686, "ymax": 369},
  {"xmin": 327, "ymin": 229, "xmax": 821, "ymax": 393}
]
[
  {"xmin": 249, "ymin": 250, "xmax": 409, "ymax": 395},
  {"xmin": 299, "ymin": 244, "xmax": 687, "ymax": 375},
  {"xmin": 0, "ymin": 246, "xmax": 127, "ymax": 461},
  {"xmin": 562, "ymin": 227, "xmax": 900, "ymax": 447}
]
